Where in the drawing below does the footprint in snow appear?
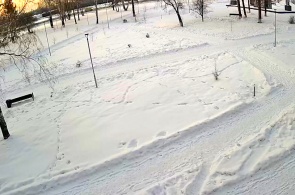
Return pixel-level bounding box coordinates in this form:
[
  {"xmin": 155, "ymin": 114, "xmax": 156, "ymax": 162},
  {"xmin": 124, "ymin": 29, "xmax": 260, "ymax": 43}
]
[
  {"xmin": 128, "ymin": 139, "xmax": 138, "ymax": 148},
  {"xmin": 118, "ymin": 141, "xmax": 127, "ymax": 148},
  {"xmin": 156, "ymin": 131, "xmax": 166, "ymax": 137}
]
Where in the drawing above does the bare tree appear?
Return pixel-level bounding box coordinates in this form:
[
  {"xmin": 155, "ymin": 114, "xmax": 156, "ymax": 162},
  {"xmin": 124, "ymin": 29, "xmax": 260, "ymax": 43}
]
[
  {"xmin": 43, "ymin": 0, "xmax": 55, "ymax": 28},
  {"xmin": 212, "ymin": 61, "xmax": 220, "ymax": 80},
  {"xmin": 57, "ymin": 0, "xmax": 66, "ymax": 27},
  {"xmin": 258, "ymin": 0, "xmax": 262, "ymax": 22},
  {"xmin": 192, "ymin": 0, "xmax": 208, "ymax": 22},
  {"xmin": 163, "ymin": 0, "xmax": 184, "ymax": 27},
  {"xmin": 237, "ymin": 0, "xmax": 242, "ymax": 18},
  {"xmin": 131, "ymin": 0, "xmax": 136, "ymax": 17},
  {"xmin": 241, "ymin": 0, "xmax": 247, "ymax": 17},
  {"xmin": 0, "ymin": 1, "xmax": 54, "ymax": 139}
]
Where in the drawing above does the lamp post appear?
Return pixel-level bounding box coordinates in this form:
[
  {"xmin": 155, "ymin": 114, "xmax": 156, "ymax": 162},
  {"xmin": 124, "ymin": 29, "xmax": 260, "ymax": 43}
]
[
  {"xmin": 85, "ymin": 34, "xmax": 98, "ymax": 88},
  {"xmin": 44, "ymin": 22, "xmax": 51, "ymax": 56},
  {"xmin": 105, "ymin": 0, "xmax": 110, "ymax": 29},
  {"xmin": 274, "ymin": 9, "xmax": 277, "ymax": 47}
]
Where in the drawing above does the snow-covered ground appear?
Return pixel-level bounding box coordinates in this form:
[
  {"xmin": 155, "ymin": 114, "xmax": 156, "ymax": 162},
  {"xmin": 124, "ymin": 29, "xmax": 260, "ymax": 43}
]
[{"xmin": 1, "ymin": 0, "xmax": 295, "ymax": 194}]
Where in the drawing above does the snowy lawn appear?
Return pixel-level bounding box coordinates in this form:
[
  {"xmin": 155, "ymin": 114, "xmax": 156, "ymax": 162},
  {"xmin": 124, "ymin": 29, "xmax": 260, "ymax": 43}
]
[{"xmin": 1, "ymin": 0, "xmax": 293, "ymax": 194}]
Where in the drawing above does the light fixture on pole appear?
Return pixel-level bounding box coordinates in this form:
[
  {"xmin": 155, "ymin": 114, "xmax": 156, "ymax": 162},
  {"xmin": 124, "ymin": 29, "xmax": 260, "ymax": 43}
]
[
  {"xmin": 274, "ymin": 9, "xmax": 277, "ymax": 47},
  {"xmin": 85, "ymin": 33, "xmax": 98, "ymax": 88},
  {"xmin": 44, "ymin": 22, "xmax": 51, "ymax": 56}
]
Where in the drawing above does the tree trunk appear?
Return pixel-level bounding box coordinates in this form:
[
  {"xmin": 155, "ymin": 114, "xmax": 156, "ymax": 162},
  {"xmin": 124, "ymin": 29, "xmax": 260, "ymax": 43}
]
[
  {"xmin": 73, "ymin": 10, "xmax": 77, "ymax": 24},
  {"xmin": 237, "ymin": 0, "xmax": 242, "ymax": 18},
  {"xmin": 61, "ymin": 15, "xmax": 65, "ymax": 27},
  {"xmin": 241, "ymin": 0, "xmax": 247, "ymax": 17},
  {"xmin": 176, "ymin": 10, "xmax": 183, "ymax": 27},
  {"xmin": 264, "ymin": 0, "xmax": 267, "ymax": 16},
  {"xmin": 201, "ymin": 0, "xmax": 204, "ymax": 22},
  {"xmin": 258, "ymin": 0, "xmax": 262, "ymax": 22},
  {"xmin": 49, "ymin": 11, "xmax": 54, "ymax": 28},
  {"xmin": 122, "ymin": 0, "xmax": 129, "ymax": 11},
  {"xmin": 95, "ymin": 0, "xmax": 99, "ymax": 24},
  {"xmin": 0, "ymin": 107, "xmax": 10, "ymax": 140},
  {"xmin": 248, "ymin": 0, "xmax": 250, "ymax": 13},
  {"xmin": 77, "ymin": 3, "xmax": 80, "ymax": 20},
  {"xmin": 131, "ymin": 0, "xmax": 136, "ymax": 17}
]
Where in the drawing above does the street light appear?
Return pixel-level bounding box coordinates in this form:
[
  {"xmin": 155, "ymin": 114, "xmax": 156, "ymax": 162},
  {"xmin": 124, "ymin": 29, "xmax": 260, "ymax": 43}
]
[
  {"xmin": 85, "ymin": 34, "xmax": 98, "ymax": 88},
  {"xmin": 105, "ymin": 0, "xmax": 110, "ymax": 29},
  {"xmin": 274, "ymin": 9, "xmax": 277, "ymax": 47}
]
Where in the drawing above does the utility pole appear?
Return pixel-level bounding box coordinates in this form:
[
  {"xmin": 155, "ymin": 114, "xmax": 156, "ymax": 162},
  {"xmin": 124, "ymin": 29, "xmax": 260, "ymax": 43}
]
[
  {"xmin": 44, "ymin": 22, "xmax": 51, "ymax": 56},
  {"xmin": 85, "ymin": 34, "xmax": 98, "ymax": 88},
  {"xmin": 105, "ymin": 0, "xmax": 110, "ymax": 28},
  {"xmin": 274, "ymin": 9, "xmax": 277, "ymax": 47}
]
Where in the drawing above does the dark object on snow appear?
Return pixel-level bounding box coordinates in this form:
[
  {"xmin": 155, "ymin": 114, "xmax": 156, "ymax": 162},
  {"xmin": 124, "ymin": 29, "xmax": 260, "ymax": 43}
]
[
  {"xmin": 0, "ymin": 107, "xmax": 10, "ymax": 140},
  {"xmin": 146, "ymin": 33, "xmax": 150, "ymax": 38},
  {"xmin": 128, "ymin": 44, "xmax": 132, "ymax": 48},
  {"xmin": 229, "ymin": 13, "xmax": 240, "ymax": 16},
  {"xmin": 230, "ymin": 0, "xmax": 237, "ymax": 5},
  {"xmin": 123, "ymin": 19, "xmax": 128, "ymax": 23},
  {"xmin": 285, "ymin": 5, "xmax": 292, "ymax": 11},
  {"xmin": 6, "ymin": 93, "xmax": 34, "ymax": 108},
  {"xmin": 76, "ymin": 60, "xmax": 82, "ymax": 67}
]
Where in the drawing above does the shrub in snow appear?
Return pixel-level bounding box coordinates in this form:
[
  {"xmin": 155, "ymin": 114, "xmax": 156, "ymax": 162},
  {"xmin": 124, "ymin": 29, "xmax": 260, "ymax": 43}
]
[
  {"xmin": 76, "ymin": 60, "xmax": 82, "ymax": 68},
  {"xmin": 212, "ymin": 61, "xmax": 220, "ymax": 80},
  {"xmin": 289, "ymin": 16, "xmax": 295, "ymax": 24},
  {"xmin": 123, "ymin": 19, "xmax": 128, "ymax": 23},
  {"xmin": 128, "ymin": 44, "xmax": 132, "ymax": 48},
  {"xmin": 146, "ymin": 33, "xmax": 150, "ymax": 38}
]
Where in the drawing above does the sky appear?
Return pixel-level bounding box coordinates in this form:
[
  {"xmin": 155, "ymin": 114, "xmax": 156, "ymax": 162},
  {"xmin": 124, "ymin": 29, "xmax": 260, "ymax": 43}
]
[{"xmin": 0, "ymin": 0, "xmax": 40, "ymax": 11}]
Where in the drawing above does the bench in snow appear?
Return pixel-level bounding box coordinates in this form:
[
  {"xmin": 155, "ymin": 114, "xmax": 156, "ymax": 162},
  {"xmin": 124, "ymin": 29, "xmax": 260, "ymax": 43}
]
[{"xmin": 6, "ymin": 93, "xmax": 34, "ymax": 108}]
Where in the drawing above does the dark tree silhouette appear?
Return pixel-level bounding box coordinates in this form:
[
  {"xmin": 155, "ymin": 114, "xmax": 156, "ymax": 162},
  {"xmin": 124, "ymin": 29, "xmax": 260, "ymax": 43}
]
[{"xmin": 163, "ymin": 0, "xmax": 184, "ymax": 27}]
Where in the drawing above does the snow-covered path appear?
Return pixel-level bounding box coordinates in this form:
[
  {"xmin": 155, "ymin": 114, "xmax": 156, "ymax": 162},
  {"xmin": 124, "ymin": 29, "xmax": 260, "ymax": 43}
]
[{"xmin": 11, "ymin": 32, "xmax": 294, "ymax": 195}]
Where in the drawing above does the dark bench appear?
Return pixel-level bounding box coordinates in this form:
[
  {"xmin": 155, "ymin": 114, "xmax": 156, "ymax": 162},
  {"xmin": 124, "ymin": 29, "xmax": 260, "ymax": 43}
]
[
  {"xmin": 6, "ymin": 93, "xmax": 34, "ymax": 108},
  {"xmin": 229, "ymin": 13, "xmax": 240, "ymax": 16}
]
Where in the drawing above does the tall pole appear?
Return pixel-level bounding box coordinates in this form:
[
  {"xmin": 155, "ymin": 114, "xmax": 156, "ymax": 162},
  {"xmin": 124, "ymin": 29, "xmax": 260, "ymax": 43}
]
[
  {"xmin": 87, "ymin": 11, "xmax": 89, "ymax": 25},
  {"xmin": 44, "ymin": 22, "xmax": 51, "ymax": 56},
  {"xmin": 274, "ymin": 9, "xmax": 277, "ymax": 47},
  {"xmin": 85, "ymin": 34, "xmax": 98, "ymax": 88},
  {"xmin": 106, "ymin": 0, "xmax": 110, "ymax": 29},
  {"xmin": 188, "ymin": 0, "xmax": 190, "ymax": 13}
]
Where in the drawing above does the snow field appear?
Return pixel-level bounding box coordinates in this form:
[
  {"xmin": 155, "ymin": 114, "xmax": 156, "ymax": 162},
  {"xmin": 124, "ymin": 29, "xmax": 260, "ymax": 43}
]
[{"xmin": 1, "ymin": 0, "xmax": 295, "ymax": 194}]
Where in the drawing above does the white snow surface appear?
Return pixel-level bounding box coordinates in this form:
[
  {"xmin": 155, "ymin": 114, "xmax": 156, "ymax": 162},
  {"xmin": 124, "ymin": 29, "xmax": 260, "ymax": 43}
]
[{"xmin": 1, "ymin": 0, "xmax": 295, "ymax": 195}]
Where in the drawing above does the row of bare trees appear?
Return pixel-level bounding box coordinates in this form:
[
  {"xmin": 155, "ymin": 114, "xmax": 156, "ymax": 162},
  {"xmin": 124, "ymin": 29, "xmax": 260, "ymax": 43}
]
[
  {"xmin": 40, "ymin": 0, "xmax": 138, "ymax": 28},
  {"xmin": 41, "ymin": 0, "xmax": 85, "ymax": 28}
]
